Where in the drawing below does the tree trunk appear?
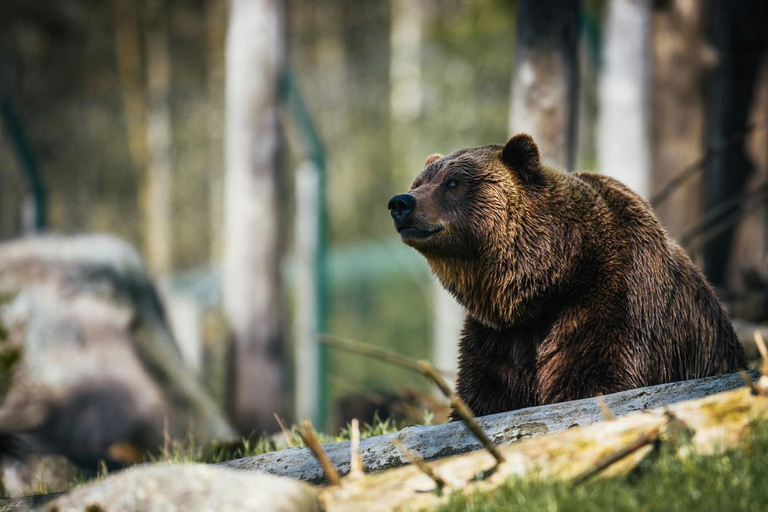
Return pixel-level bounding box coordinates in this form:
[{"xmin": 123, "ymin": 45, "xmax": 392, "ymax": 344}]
[
  {"xmin": 224, "ymin": 0, "xmax": 287, "ymax": 434},
  {"xmin": 509, "ymin": 0, "xmax": 580, "ymax": 171},
  {"xmin": 294, "ymin": 160, "xmax": 321, "ymax": 425},
  {"xmin": 650, "ymin": 0, "xmax": 708, "ymax": 241},
  {"xmin": 143, "ymin": 0, "xmax": 173, "ymax": 275},
  {"xmin": 703, "ymin": 0, "xmax": 768, "ymax": 288},
  {"xmin": 598, "ymin": 0, "xmax": 651, "ymax": 197},
  {"xmin": 206, "ymin": 0, "xmax": 228, "ymax": 265}
]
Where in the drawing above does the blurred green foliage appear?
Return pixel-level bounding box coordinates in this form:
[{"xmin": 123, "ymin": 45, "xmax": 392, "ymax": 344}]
[{"xmin": 0, "ymin": 0, "xmax": 526, "ymax": 427}]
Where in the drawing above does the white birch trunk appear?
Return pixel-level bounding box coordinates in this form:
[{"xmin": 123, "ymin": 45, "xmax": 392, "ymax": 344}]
[
  {"xmin": 598, "ymin": 0, "xmax": 652, "ymax": 197},
  {"xmin": 224, "ymin": 0, "xmax": 287, "ymax": 433},
  {"xmin": 431, "ymin": 278, "xmax": 462, "ymax": 388}
]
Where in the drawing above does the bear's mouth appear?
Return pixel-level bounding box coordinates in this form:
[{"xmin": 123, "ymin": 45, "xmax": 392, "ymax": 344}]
[{"xmin": 397, "ymin": 225, "xmax": 444, "ymax": 240}]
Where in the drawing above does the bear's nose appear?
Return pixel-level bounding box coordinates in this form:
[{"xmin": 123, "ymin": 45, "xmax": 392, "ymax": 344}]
[{"xmin": 388, "ymin": 194, "xmax": 416, "ymax": 221}]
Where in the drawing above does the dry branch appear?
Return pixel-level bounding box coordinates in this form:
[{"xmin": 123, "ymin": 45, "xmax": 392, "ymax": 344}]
[
  {"xmin": 322, "ymin": 335, "xmax": 504, "ymax": 465},
  {"xmin": 296, "ymin": 420, "xmax": 340, "ymax": 486}
]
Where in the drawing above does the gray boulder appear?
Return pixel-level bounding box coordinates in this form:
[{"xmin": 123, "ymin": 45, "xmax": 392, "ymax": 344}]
[
  {"xmin": 44, "ymin": 464, "xmax": 319, "ymax": 512},
  {"xmin": 0, "ymin": 235, "xmax": 236, "ymax": 477}
]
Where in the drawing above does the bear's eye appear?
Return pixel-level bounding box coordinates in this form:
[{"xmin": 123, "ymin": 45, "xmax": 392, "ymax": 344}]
[{"xmin": 446, "ymin": 179, "xmax": 458, "ymax": 189}]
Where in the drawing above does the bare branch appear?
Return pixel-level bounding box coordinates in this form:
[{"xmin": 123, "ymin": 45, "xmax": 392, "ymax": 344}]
[
  {"xmin": 273, "ymin": 413, "xmax": 294, "ymax": 448},
  {"xmin": 391, "ymin": 438, "xmax": 447, "ymax": 493}
]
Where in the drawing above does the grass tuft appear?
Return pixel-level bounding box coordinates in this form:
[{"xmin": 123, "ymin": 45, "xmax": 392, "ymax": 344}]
[{"xmin": 436, "ymin": 418, "xmax": 768, "ymax": 512}]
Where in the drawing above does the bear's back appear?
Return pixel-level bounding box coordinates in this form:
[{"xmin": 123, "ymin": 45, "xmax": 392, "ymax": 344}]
[{"xmin": 569, "ymin": 170, "xmax": 744, "ymax": 382}]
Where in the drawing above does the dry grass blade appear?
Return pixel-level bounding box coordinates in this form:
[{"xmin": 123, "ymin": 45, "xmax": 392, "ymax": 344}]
[
  {"xmin": 391, "ymin": 438, "xmax": 447, "ymax": 493},
  {"xmin": 273, "ymin": 413, "xmax": 294, "ymax": 448},
  {"xmin": 754, "ymin": 331, "xmax": 768, "ymax": 376},
  {"xmin": 297, "ymin": 420, "xmax": 341, "ymax": 486},
  {"xmin": 349, "ymin": 419, "xmax": 363, "ymax": 478}
]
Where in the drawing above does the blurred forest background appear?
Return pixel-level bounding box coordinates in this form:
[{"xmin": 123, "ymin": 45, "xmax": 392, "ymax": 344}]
[{"xmin": 1, "ymin": 0, "xmax": 768, "ymax": 440}]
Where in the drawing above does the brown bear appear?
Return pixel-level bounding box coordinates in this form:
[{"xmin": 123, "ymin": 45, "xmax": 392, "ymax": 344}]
[{"xmin": 388, "ymin": 134, "xmax": 746, "ymax": 417}]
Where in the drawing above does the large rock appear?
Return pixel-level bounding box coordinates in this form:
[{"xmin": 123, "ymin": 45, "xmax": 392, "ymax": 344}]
[
  {"xmin": 44, "ymin": 464, "xmax": 319, "ymax": 512},
  {"xmin": 0, "ymin": 235, "xmax": 236, "ymax": 479}
]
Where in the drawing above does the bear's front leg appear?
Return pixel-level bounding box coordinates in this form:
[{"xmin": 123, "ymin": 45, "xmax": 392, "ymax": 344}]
[
  {"xmin": 454, "ymin": 317, "xmax": 541, "ymax": 417},
  {"xmin": 535, "ymin": 319, "xmax": 645, "ymax": 405}
]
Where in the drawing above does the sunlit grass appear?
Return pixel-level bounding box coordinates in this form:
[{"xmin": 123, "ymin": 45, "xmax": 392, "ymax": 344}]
[{"xmin": 436, "ymin": 419, "xmax": 768, "ymax": 512}]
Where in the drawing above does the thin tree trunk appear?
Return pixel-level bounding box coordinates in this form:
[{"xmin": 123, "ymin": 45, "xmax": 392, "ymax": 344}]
[
  {"xmin": 112, "ymin": 0, "xmax": 146, "ymax": 173},
  {"xmin": 431, "ymin": 277, "xmax": 461, "ymax": 387},
  {"xmin": 509, "ymin": 0, "xmax": 580, "ymax": 171},
  {"xmin": 598, "ymin": 0, "xmax": 651, "ymax": 197},
  {"xmin": 206, "ymin": 0, "xmax": 227, "ymax": 265},
  {"xmin": 388, "ymin": 0, "xmax": 461, "ymax": 385},
  {"xmin": 224, "ymin": 0, "xmax": 287, "ymax": 434},
  {"xmin": 650, "ymin": 0, "xmax": 709, "ymax": 242},
  {"xmin": 294, "ymin": 160, "xmax": 321, "ymax": 424},
  {"xmin": 703, "ymin": 0, "xmax": 768, "ymax": 287},
  {"xmin": 143, "ymin": 0, "xmax": 173, "ymax": 275},
  {"xmin": 389, "ymin": 0, "xmax": 424, "ymax": 124}
]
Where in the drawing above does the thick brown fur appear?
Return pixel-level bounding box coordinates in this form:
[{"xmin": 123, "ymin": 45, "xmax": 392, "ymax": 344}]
[{"xmin": 390, "ymin": 134, "xmax": 746, "ymax": 417}]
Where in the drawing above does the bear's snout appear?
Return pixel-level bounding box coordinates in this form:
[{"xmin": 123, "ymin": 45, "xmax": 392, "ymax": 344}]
[{"xmin": 388, "ymin": 193, "xmax": 416, "ymax": 221}]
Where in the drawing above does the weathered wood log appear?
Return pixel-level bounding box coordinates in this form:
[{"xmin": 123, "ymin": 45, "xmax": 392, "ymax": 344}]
[
  {"xmin": 320, "ymin": 375, "xmax": 768, "ymax": 512},
  {"xmin": 221, "ymin": 371, "xmax": 757, "ymax": 482}
]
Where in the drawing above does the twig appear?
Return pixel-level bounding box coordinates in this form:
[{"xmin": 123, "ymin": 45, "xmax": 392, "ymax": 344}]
[
  {"xmin": 572, "ymin": 427, "xmax": 660, "ymax": 484},
  {"xmin": 321, "ymin": 334, "xmax": 505, "ymax": 465},
  {"xmin": 349, "ymin": 419, "xmax": 363, "ymax": 478},
  {"xmin": 738, "ymin": 370, "xmax": 757, "ymax": 395},
  {"xmin": 392, "ymin": 438, "xmax": 447, "ymax": 492},
  {"xmin": 417, "ymin": 361, "xmax": 506, "ymax": 465},
  {"xmin": 329, "ymin": 375, "xmax": 428, "ymax": 421},
  {"xmin": 679, "ymin": 180, "xmax": 768, "ymax": 247},
  {"xmin": 321, "ymin": 334, "xmax": 424, "ymax": 373},
  {"xmin": 651, "ymin": 121, "xmax": 764, "ymax": 208},
  {"xmin": 296, "ymin": 420, "xmax": 341, "ymax": 486},
  {"xmin": 273, "ymin": 413, "xmax": 294, "ymax": 448}
]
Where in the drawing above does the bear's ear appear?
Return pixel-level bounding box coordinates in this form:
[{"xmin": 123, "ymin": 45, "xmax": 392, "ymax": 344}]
[
  {"xmin": 501, "ymin": 134, "xmax": 543, "ymax": 183},
  {"xmin": 424, "ymin": 153, "xmax": 443, "ymax": 167}
]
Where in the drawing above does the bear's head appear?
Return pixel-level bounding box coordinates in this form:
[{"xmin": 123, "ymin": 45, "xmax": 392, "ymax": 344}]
[
  {"xmin": 388, "ymin": 134, "xmax": 565, "ymax": 327},
  {"xmin": 388, "ymin": 133, "xmax": 545, "ymax": 259}
]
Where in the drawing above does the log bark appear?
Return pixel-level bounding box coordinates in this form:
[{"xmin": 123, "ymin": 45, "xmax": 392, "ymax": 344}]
[
  {"xmin": 321, "ymin": 373, "xmax": 768, "ymax": 512},
  {"xmin": 221, "ymin": 371, "xmax": 757, "ymax": 482}
]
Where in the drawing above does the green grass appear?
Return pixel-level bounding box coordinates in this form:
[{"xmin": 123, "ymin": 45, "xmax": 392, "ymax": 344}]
[
  {"xmin": 143, "ymin": 413, "xmax": 404, "ymax": 466},
  {"xmin": 436, "ymin": 420, "xmax": 768, "ymax": 512},
  {"xmin": 39, "ymin": 415, "xmax": 403, "ymax": 498}
]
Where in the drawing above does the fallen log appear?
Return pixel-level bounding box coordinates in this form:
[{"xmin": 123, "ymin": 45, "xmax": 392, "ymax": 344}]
[
  {"xmin": 320, "ymin": 374, "xmax": 768, "ymax": 512},
  {"xmin": 221, "ymin": 371, "xmax": 757, "ymax": 482}
]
